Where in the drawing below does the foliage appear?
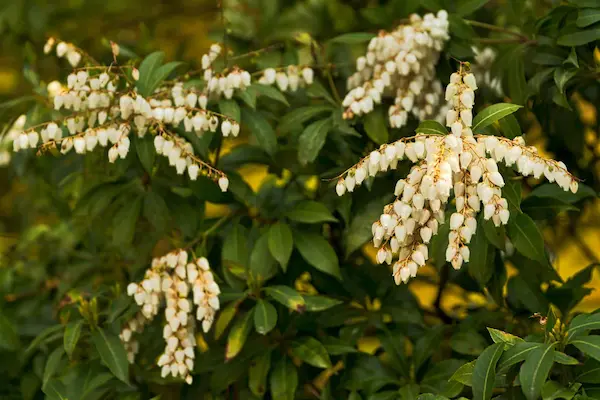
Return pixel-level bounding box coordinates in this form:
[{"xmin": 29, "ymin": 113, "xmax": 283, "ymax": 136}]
[{"xmin": 1, "ymin": 0, "xmax": 600, "ymax": 400}]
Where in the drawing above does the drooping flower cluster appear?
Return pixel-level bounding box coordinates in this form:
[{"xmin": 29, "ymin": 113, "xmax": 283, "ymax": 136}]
[
  {"xmin": 0, "ymin": 115, "xmax": 28, "ymax": 166},
  {"xmin": 336, "ymin": 65, "xmax": 579, "ymax": 284},
  {"xmin": 258, "ymin": 65, "xmax": 315, "ymax": 91},
  {"xmin": 121, "ymin": 249, "xmax": 220, "ymax": 384},
  {"xmin": 342, "ymin": 11, "xmax": 450, "ymax": 128},
  {"xmin": 44, "ymin": 37, "xmax": 83, "ymax": 67}
]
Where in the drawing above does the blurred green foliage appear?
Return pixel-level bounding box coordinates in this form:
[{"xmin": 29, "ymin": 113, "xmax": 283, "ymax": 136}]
[{"xmin": 1, "ymin": 0, "xmax": 600, "ymax": 399}]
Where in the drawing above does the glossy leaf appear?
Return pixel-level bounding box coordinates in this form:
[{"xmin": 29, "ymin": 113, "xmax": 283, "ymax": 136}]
[
  {"xmin": 63, "ymin": 320, "xmax": 83, "ymax": 359},
  {"xmin": 363, "ymin": 108, "xmax": 389, "ymax": 145},
  {"xmin": 249, "ymin": 351, "xmax": 272, "ymax": 397},
  {"xmin": 264, "ymin": 286, "xmax": 306, "ymax": 312},
  {"xmin": 570, "ymin": 335, "xmax": 600, "ymax": 362},
  {"xmin": 472, "ymin": 103, "xmax": 522, "ymax": 133},
  {"xmin": 254, "ymin": 300, "xmax": 277, "ymax": 335},
  {"xmin": 294, "ymin": 231, "xmax": 342, "ymax": 279},
  {"xmin": 298, "ymin": 118, "xmax": 333, "ymax": 165},
  {"xmin": 508, "ymin": 213, "xmax": 547, "ymax": 265},
  {"xmin": 286, "ymin": 200, "xmax": 337, "ymax": 223},
  {"xmin": 242, "ymin": 108, "xmax": 277, "ymax": 156},
  {"xmin": 472, "ymin": 342, "xmax": 504, "ymax": 400},
  {"xmin": 268, "ymin": 222, "xmax": 293, "ymax": 270},
  {"xmin": 270, "ymin": 357, "xmax": 298, "ymax": 400},
  {"xmin": 415, "ymin": 120, "xmax": 447, "ymax": 136},
  {"xmin": 225, "ymin": 310, "xmax": 254, "ymax": 361},
  {"xmin": 91, "ymin": 328, "xmax": 130, "ymax": 384},
  {"xmin": 290, "ymin": 337, "xmax": 332, "ymax": 368},
  {"xmin": 519, "ymin": 343, "xmax": 555, "ymax": 400}
]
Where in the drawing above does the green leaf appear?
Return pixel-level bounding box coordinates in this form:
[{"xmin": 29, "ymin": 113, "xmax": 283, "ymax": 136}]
[
  {"xmin": 488, "ymin": 328, "xmax": 524, "ymax": 349},
  {"xmin": 151, "ymin": 61, "xmax": 183, "ymax": 93},
  {"xmin": 225, "ymin": 310, "xmax": 254, "ymax": 361},
  {"xmin": 254, "ymin": 300, "xmax": 277, "ymax": 335},
  {"xmin": 298, "ymin": 118, "xmax": 333, "ymax": 165},
  {"xmin": 0, "ymin": 311, "xmax": 20, "ymax": 351},
  {"xmin": 472, "ymin": 103, "xmax": 522, "ymax": 133},
  {"xmin": 416, "ymin": 120, "xmax": 448, "ymax": 136},
  {"xmin": 503, "ymin": 178, "xmax": 522, "ymax": 213},
  {"xmin": 345, "ymin": 196, "xmax": 393, "ymax": 256},
  {"xmin": 91, "ymin": 328, "xmax": 130, "ymax": 384},
  {"xmin": 570, "ymin": 336, "xmax": 600, "ymax": 362},
  {"xmin": 278, "ymin": 105, "xmax": 333, "ymax": 134},
  {"xmin": 456, "ymin": 0, "xmax": 491, "ymax": 15},
  {"xmin": 294, "ymin": 231, "xmax": 341, "ymax": 279},
  {"xmin": 242, "ymin": 109, "xmax": 277, "ymax": 157},
  {"xmin": 498, "ymin": 342, "xmax": 540, "ymax": 372},
  {"xmin": 249, "ymin": 232, "xmax": 279, "ymax": 283},
  {"xmin": 214, "ymin": 300, "xmax": 239, "ymax": 340},
  {"xmin": 112, "ymin": 196, "xmax": 142, "ymax": 246},
  {"xmin": 519, "ymin": 343, "xmax": 555, "ymax": 400},
  {"xmin": 577, "ymin": 8, "xmax": 600, "ymax": 27},
  {"xmin": 306, "ymin": 81, "xmax": 337, "ymax": 105},
  {"xmin": 528, "ymin": 183, "xmax": 596, "ymax": 204},
  {"xmin": 363, "ymin": 108, "xmax": 389, "ymax": 145},
  {"xmin": 219, "ymin": 99, "xmax": 241, "ymax": 122},
  {"xmin": 286, "ymin": 200, "xmax": 337, "ymax": 224},
  {"xmin": 567, "ymin": 313, "xmax": 600, "ymax": 341},
  {"xmin": 268, "ymin": 222, "xmax": 293, "ymax": 271},
  {"xmin": 529, "ymin": 68, "xmax": 555, "ymax": 93},
  {"xmin": 508, "ymin": 52, "xmax": 528, "ymax": 104},
  {"xmin": 135, "ymin": 135, "xmax": 155, "ymax": 173},
  {"xmin": 554, "ymin": 351, "xmax": 579, "ymax": 365},
  {"xmin": 303, "ymin": 295, "xmax": 343, "ymax": 312},
  {"xmin": 541, "ymin": 380, "xmax": 577, "ymax": 400},
  {"xmin": 330, "ymin": 32, "xmax": 376, "ymax": 44},
  {"xmin": 450, "ymin": 361, "xmax": 475, "ymax": 386},
  {"xmin": 270, "ymin": 357, "xmax": 298, "ymax": 400},
  {"xmin": 222, "ymin": 224, "xmax": 249, "ymax": 273},
  {"xmin": 143, "ymin": 190, "xmax": 169, "ymax": 232},
  {"xmin": 472, "ymin": 342, "xmax": 504, "ymax": 400},
  {"xmin": 557, "ymin": 27, "xmax": 600, "ymax": 46},
  {"xmin": 290, "ymin": 337, "xmax": 332, "ymax": 368},
  {"xmin": 136, "ymin": 51, "xmax": 165, "ymax": 96},
  {"xmin": 577, "ymin": 359, "xmax": 600, "ymax": 383},
  {"xmin": 249, "ymin": 351, "xmax": 271, "ymax": 397},
  {"xmin": 64, "ymin": 320, "xmax": 83, "ymax": 359},
  {"xmin": 237, "ymin": 86, "xmax": 257, "ymax": 109},
  {"xmin": 483, "ymin": 219, "xmax": 505, "ymax": 249},
  {"xmin": 508, "ymin": 213, "xmax": 547, "ymax": 265},
  {"xmin": 469, "ymin": 217, "xmax": 494, "ymax": 287},
  {"xmin": 521, "ymin": 197, "xmax": 578, "ymax": 220},
  {"xmin": 498, "ymin": 114, "xmax": 521, "ymax": 139},
  {"xmin": 564, "ymin": 48, "xmax": 579, "ymax": 68},
  {"xmin": 451, "ymin": 331, "xmax": 488, "ymax": 356},
  {"xmin": 264, "ymin": 286, "xmax": 306, "ymax": 312},
  {"xmin": 253, "ymin": 84, "xmax": 290, "ymax": 106},
  {"xmin": 43, "ymin": 347, "xmax": 65, "ymax": 389},
  {"xmin": 554, "ymin": 68, "xmax": 578, "ymax": 94}
]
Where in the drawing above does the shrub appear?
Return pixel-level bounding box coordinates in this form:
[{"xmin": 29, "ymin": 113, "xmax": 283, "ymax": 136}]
[{"xmin": 1, "ymin": 1, "xmax": 600, "ymax": 399}]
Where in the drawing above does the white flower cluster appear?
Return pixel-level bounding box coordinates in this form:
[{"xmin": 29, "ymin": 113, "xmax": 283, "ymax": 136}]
[
  {"xmin": 342, "ymin": 11, "xmax": 450, "ymax": 129},
  {"xmin": 0, "ymin": 115, "xmax": 28, "ymax": 166},
  {"xmin": 199, "ymin": 44, "xmax": 253, "ymax": 100},
  {"xmin": 258, "ymin": 65, "xmax": 314, "ymax": 92},
  {"xmin": 336, "ymin": 66, "xmax": 579, "ymax": 284},
  {"xmin": 11, "ymin": 45, "xmax": 231, "ymax": 190},
  {"xmin": 122, "ymin": 249, "xmax": 221, "ymax": 384},
  {"xmin": 44, "ymin": 37, "xmax": 82, "ymax": 67}
]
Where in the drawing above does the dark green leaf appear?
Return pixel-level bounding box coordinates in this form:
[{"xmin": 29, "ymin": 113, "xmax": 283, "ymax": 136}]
[
  {"xmin": 498, "ymin": 114, "xmax": 521, "ymax": 139},
  {"xmin": 268, "ymin": 222, "xmax": 293, "ymax": 271},
  {"xmin": 564, "ymin": 47, "xmax": 579, "ymax": 68},
  {"xmin": 298, "ymin": 118, "xmax": 333, "ymax": 165},
  {"xmin": 43, "ymin": 347, "xmax": 64, "ymax": 389},
  {"xmin": 469, "ymin": 217, "xmax": 494, "ymax": 287},
  {"xmin": 482, "ymin": 219, "xmax": 505, "ymax": 249},
  {"xmin": 528, "ymin": 183, "xmax": 596, "ymax": 204},
  {"xmin": 143, "ymin": 190, "xmax": 169, "ymax": 232},
  {"xmin": 254, "ymin": 300, "xmax": 277, "ymax": 335},
  {"xmin": 472, "ymin": 342, "xmax": 504, "ymax": 400},
  {"xmin": 250, "ymin": 231, "xmax": 278, "ymax": 283},
  {"xmin": 225, "ymin": 310, "xmax": 254, "ymax": 361},
  {"xmin": 488, "ymin": 327, "xmax": 524, "ymax": 349},
  {"xmin": 330, "ymin": 32, "xmax": 376, "ymax": 44},
  {"xmin": 278, "ymin": 105, "xmax": 333, "ymax": 134},
  {"xmin": 577, "ymin": 359, "xmax": 600, "ymax": 383},
  {"xmin": 64, "ymin": 320, "xmax": 83, "ymax": 359},
  {"xmin": 286, "ymin": 200, "xmax": 337, "ymax": 223},
  {"xmin": 294, "ymin": 231, "xmax": 341, "ymax": 279},
  {"xmin": 0, "ymin": 311, "xmax": 20, "ymax": 351},
  {"xmin": 571, "ymin": 335, "xmax": 600, "ymax": 362},
  {"xmin": 567, "ymin": 313, "xmax": 600, "ymax": 342},
  {"xmin": 473, "ymin": 103, "xmax": 522, "ymax": 133},
  {"xmin": 416, "ymin": 120, "xmax": 448, "ymax": 136},
  {"xmin": 557, "ymin": 28, "xmax": 600, "ymax": 46},
  {"xmin": 507, "ymin": 213, "xmax": 547, "ymax": 265},
  {"xmin": 249, "ymin": 351, "xmax": 271, "ymax": 397},
  {"xmin": 270, "ymin": 357, "xmax": 298, "ymax": 400},
  {"xmin": 450, "ymin": 361, "xmax": 475, "ymax": 386},
  {"xmin": 554, "ymin": 351, "xmax": 579, "ymax": 365},
  {"xmin": 219, "ymin": 99, "xmax": 241, "ymax": 122},
  {"xmin": 554, "ymin": 68, "xmax": 578, "ymax": 94},
  {"xmin": 253, "ymin": 84, "xmax": 290, "ymax": 106},
  {"xmin": 136, "ymin": 51, "xmax": 165, "ymax": 96},
  {"xmin": 541, "ymin": 380, "xmax": 577, "ymax": 400},
  {"xmin": 363, "ymin": 108, "xmax": 389, "ymax": 145},
  {"xmin": 522, "ymin": 196, "xmax": 578, "ymax": 220},
  {"xmin": 135, "ymin": 135, "xmax": 155, "ymax": 173},
  {"xmin": 303, "ymin": 295, "xmax": 343, "ymax": 312},
  {"xmin": 91, "ymin": 328, "xmax": 130, "ymax": 384},
  {"xmin": 577, "ymin": 8, "xmax": 600, "ymax": 27},
  {"xmin": 519, "ymin": 343, "xmax": 555, "ymax": 400},
  {"xmin": 291, "ymin": 337, "xmax": 331, "ymax": 368},
  {"xmin": 456, "ymin": 0, "xmax": 491, "ymax": 15},
  {"xmin": 498, "ymin": 342, "xmax": 541, "ymax": 372},
  {"xmin": 149, "ymin": 61, "xmax": 183, "ymax": 95},
  {"xmin": 264, "ymin": 286, "xmax": 305, "ymax": 312},
  {"xmin": 214, "ymin": 300, "xmax": 239, "ymax": 340},
  {"xmin": 112, "ymin": 196, "xmax": 142, "ymax": 247},
  {"xmin": 242, "ymin": 109, "xmax": 277, "ymax": 156}
]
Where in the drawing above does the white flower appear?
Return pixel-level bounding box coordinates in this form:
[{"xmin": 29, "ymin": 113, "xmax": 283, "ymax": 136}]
[{"xmin": 218, "ymin": 176, "xmax": 229, "ymax": 192}]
